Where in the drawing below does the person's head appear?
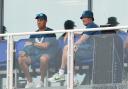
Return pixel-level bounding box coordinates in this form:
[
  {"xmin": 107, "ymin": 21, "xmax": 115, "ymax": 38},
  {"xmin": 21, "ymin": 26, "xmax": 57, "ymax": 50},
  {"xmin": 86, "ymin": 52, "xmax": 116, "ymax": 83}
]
[
  {"xmin": 0, "ymin": 26, "xmax": 7, "ymax": 40},
  {"xmin": 1, "ymin": 26, "xmax": 7, "ymax": 34},
  {"xmin": 107, "ymin": 17, "xmax": 119, "ymax": 26},
  {"xmin": 35, "ymin": 13, "xmax": 47, "ymax": 30},
  {"xmin": 64, "ymin": 20, "xmax": 76, "ymax": 30},
  {"xmin": 80, "ymin": 10, "xmax": 94, "ymax": 26}
]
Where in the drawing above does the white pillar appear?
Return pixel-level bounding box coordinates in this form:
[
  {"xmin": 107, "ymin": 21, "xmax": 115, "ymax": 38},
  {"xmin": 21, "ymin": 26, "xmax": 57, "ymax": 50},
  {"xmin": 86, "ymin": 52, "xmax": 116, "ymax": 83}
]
[
  {"xmin": 0, "ymin": 0, "xmax": 4, "ymax": 33},
  {"xmin": 6, "ymin": 35, "xmax": 14, "ymax": 89},
  {"xmin": 88, "ymin": 0, "xmax": 93, "ymax": 11}
]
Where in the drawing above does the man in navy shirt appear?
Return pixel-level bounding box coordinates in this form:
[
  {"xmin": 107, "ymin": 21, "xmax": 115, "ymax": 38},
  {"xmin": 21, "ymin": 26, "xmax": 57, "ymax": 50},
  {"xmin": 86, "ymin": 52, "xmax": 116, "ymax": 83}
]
[
  {"xmin": 18, "ymin": 13, "xmax": 56, "ymax": 88},
  {"xmin": 48, "ymin": 10, "xmax": 100, "ymax": 85},
  {"xmin": 75, "ymin": 10, "xmax": 100, "ymax": 45}
]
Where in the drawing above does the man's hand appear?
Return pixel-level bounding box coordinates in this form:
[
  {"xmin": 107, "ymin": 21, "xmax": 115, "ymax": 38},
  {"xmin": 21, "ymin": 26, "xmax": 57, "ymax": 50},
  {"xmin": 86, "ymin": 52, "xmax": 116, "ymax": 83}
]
[
  {"xmin": 125, "ymin": 42, "xmax": 128, "ymax": 48},
  {"xmin": 74, "ymin": 44, "xmax": 78, "ymax": 52},
  {"xmin": 41, "ymin": 43, "xmax": 49, "ymax": 48},
  {"xmin": 125, "ymin": 36, "xmax": 128, "ymax": 48},
  {"xmin": 25, "ymin": 41, "xmax": 33, "ymax": 46},
  {"xmin": 34, "ymin": 43, "xmax": 49, "ymax": 49}
]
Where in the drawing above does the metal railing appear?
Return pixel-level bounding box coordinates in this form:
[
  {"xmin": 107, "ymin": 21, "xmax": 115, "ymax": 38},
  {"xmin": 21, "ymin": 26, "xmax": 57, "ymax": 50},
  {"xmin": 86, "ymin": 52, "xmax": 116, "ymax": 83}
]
[{"xmin": 0, "ymin": 26, "xmax": 128, "ymax": 89}]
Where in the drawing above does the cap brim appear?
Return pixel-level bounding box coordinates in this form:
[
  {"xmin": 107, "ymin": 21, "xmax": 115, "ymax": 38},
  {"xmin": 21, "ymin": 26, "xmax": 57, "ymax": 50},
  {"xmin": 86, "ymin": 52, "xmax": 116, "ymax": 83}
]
[
  {"xmin": 80, "ymin": 16, "xmax": 83, "ymax": 19},
  {"xmin": 35, "ymin": 17, "xmax": 47, "ymax": 20},
  {"xmin": 80, "ymin": 16, "xmax": 94, "ymax": 21},
  {"xmin": 35, "ymin": 16, "xmax": 40, "ymax": 19},
  {"xmin": 107, "ymin": 22, "xmax": 119, "ymax": 25}
]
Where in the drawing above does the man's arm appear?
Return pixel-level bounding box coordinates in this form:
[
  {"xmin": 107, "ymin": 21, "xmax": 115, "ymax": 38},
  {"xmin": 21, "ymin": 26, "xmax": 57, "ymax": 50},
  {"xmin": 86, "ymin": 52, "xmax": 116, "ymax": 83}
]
[
  {"xmin": 75, "ymin": 34, "xmax": 89, "ymax": 45},
  {"xmin": 125, "ymin": 36, "xmax": 128, "ymax": 48},
  {"xmin": 73, "ymin": 34, "xmax": 89, "ymax": 52}
]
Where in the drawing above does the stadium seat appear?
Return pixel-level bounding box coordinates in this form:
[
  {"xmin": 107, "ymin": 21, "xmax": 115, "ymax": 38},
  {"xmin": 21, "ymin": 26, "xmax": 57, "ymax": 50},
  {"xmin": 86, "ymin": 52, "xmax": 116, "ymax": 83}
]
[
  {"xmin": 15, "ymin": 39, "xmax": 28, "ymax": 60},
  {"xmin": 0, "ymin": 40, "xmax": 7, "ymax": 70}
]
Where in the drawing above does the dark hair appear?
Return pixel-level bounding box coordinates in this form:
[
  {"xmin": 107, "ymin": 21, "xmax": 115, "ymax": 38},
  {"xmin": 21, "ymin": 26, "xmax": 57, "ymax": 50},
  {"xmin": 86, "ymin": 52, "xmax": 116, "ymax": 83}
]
[
  {"xmin": 60, "ymin": 20, "xmax": 76, "ymax": 37},
  {"xmin": 64, "ymin": 20, "xmax": 75, "ymax": 29}
]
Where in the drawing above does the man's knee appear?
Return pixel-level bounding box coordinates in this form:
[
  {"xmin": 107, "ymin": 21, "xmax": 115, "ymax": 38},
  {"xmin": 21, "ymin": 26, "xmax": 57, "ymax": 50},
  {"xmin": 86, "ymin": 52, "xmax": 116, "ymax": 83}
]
[
  {"xmin": 18, "ymin": 51, "xmax": 27, "ymax": 65},
  {"xmin": 40, "ymin": 55, "xmax": 49, "ymax": 63},
  {"xmin": 63, "ymin": 45, "xmax": 68, "ymax": 52}
]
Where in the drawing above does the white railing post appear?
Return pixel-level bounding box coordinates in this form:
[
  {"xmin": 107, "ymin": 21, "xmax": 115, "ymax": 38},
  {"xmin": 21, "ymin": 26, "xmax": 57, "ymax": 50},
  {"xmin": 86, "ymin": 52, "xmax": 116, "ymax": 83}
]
[
  {"xmin": 9, "ymin": 35, "xmax": 14, "ymax": 89},
  {"xmin": 6, "ymin": 35, "xmax": 14, "ymax": 89},
  {"xmin": 67, "ymin": 32, "xmax": 70, "ymax": 89},
  {"xmin": 6, "ymin": 35, "xmax": 10, "ymax": 89},
  {"xmin": 67, "ymin": 32, "xmax": 74, "ymax": 89},
  {"xmin": 1, "ymin": 25, "xmax": 128, "ymax": 89}
]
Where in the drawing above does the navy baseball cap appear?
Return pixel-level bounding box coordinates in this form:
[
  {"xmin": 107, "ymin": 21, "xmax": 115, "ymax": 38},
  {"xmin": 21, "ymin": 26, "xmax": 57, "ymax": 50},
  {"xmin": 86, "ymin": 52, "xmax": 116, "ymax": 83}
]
[
  {"xmin": 80, "ymin": 10, "xmax": 94, "ymax": 21},
  {"xmin": 35, "ymin": 13, "xmax": 47, "ymax": 20}
]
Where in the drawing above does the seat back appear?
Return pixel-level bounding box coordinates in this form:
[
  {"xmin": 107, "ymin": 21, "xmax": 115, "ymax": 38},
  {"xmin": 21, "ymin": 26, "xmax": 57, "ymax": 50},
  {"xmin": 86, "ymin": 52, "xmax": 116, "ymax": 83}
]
[
  {"xmin": 0, "ymin": 40, "xmax": 7, "ymax": 70},
  {"xmin": 15, "ymin": 39, "xmax": 28, "ymax": 59}
]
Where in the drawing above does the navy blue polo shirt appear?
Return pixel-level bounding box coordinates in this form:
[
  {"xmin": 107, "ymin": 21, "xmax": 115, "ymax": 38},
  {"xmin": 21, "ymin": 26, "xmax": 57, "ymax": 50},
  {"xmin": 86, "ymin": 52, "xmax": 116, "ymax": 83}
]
[
  {"xmin": 83, "ymin": 22, "xmax": 100, "ymax": 35},
  {"xmin": 22, "ymin": 27, "xmax": 57, "ymax": 61}
]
